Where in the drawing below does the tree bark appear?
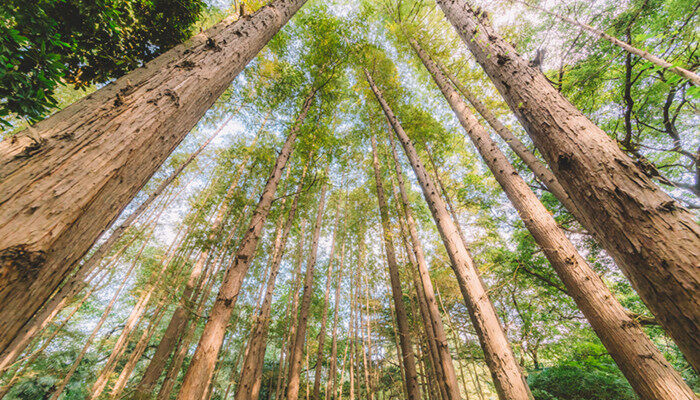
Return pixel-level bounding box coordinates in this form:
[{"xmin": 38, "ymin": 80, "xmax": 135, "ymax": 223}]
[
  {"xmin": 365, "ymin": 68, "xmax": 531, "ymax": 400},
  {"xmin": 235, "ymin": 163, "xmax": 308, "ymax": 400},
  {"xmin": 286, "ymin": 174, "xmax": 330, "ymax": 400},
  {"xmin": 176, "ymin": 91, "xmax": 313, "ymax": 399},
  {"xmin": 514, "ymin": 0, "xmax": 700, "ymax": 85},
  {"xmin": 436, "ymin": 0, "xmax": 700, "ymax": 372},
  {"xmin": 370, "ymin": 134, "xmax": 422, "ymax": 400},
  {"xmin": 312, "ymin": 201, "xmax": 343, "ymax": 400},
  {"xmin": 0, "ymin": 0, "xmax": 308, "ymax": 354},
  {"xmin": 326, "ymin": 242, "xmax": 346, "ymax": 400},
  {"xmin": 410, "ymin": 35, "xmax": 697, "ymax": 400}
]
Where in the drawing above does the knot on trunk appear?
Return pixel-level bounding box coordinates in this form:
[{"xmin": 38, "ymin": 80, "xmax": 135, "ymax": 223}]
[{"xmin": 0, "ymin": 245, "xmax": 46, "ymax": 283}]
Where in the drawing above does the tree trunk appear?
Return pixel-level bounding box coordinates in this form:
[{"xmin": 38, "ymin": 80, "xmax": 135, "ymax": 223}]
[
  {"xmin": 370, "ymin": 134, "xmax": 422, "ymax": 400},
  {"xmin": 326, "ymin": 242, "xmax": 346, "ymax": 400},
  {"xmin": 176, "ymin": 92, "xmax": 313, "ymax": 399},
  {"xmin": 312, "ymin": 201, "xmax": 343, "ymax": 400},
  {"xmin": 410, "ymin": 35, "xmax": 697, "ymax": 400},
  {"xmin": 286, "ymin": 175, "xmax": 330, "ymax": 400},
  {"xmin": 436, "ymin": 0, "xmax": 700, "ymax": 373},
  {"xmin": 235, "ymin": 163, "xmax": 308, "ymax": 400},
  {"xmin": 514, "ymin": 0, "xmax": 700, "ymax": 85},
  {"xmin": 365, "ymin": 69, "xmax": 531, "ymax": 400},
  {"xmin": 0, "ymin": 0, "xmax": 308, "ymax": 354}
]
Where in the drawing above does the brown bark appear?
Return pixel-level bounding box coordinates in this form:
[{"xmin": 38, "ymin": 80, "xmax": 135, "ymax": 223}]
[
  {"xmin": 437, "ymin": 0, "xmax": 700, "ymax": 373},
  {"xmin": 176, "ymin": 91, "xmax": 313, "ymax": 399},
  {"xmin": 326, "ymin": 242, "xmax": 346, "ymax": 400},
  {"xmin": 370, "ymin": 134, "xmax": 422, "ymax": 400},
  {"xmin": 133, "ymin": 126, "xmax": 262, "ymax": 398},
  {"xmin": 0, "ymin": 0, "xmax": 308, "ymax": 353},
  {"xmin": 312, "ymin": 201, "xmax": 343, "ymax": 400},
  {"xmin": 514, "ymin": 0, "xmax": 700, "ymax": 85},
  {"xmin": 365, "ymin": 69, "xmax": 531, "ymax": 400},
  {"xmin": 235, "ymin": 163, "xmax": 308, "ymax": 400},
  {"xmin": 411, "ymin": 35, "xmax": 697, "ymax": 400},
  {"xmin": 286, "ymin": 175, "xmax": 330, "ymax": 400}
]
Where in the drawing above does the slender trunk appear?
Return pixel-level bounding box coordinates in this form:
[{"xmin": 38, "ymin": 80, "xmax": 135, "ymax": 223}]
[
  {"xmin": 366, "ymin": 69, "xmax": 530, "ymax": 400},
  {"xmin": 411, "ymin": 35, "xmax": 696, "ymax": 400},
  {"xmin": 236, "ymin": 163, "xmax": 308, "ymax": 400},
  {"xmin": 387, "ymin": 135, "xmax": 462, "ymax": 400},
  {"xmin": 312, "ymin": 202, "xmax": 343, "ymax": 400},
  {"xmin": 515, "ymin": 0, "xmax": 700, "ymax": 85},
  {"xmin": 336, "ymin": 338, "xmax": 349, "ymax": 400},
  {"xmin": 0, "ymin": 0, "xmax": 308, "ymax": 353},
  {"xmin": 286, "ymin": 175, "xmax": 330, "ymax": 400},
  {"xmin": 326, "ymin": 243, "xmax": 346, "ymax": 400},
  {"xmin": 437, "ymin": 0, "xmax": 700, "ymax": 372},
  {"xmin": 177, "ymin": 89, "xmax": 314, "ymax": 399},
  {"xmin": 370, "ymin": 134, "xmax": 422, "ymax": 399}
]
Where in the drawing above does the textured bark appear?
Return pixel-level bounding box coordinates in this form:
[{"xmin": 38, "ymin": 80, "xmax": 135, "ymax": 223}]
[
  {"xmin": 312, "ymin": 202, "xmax": 343, "ymax": 400},
  {"xmin": 514, "ymin": 0, "xmax": 700, "ymax": 85},
  {"xmin": 235, "ymin": 164, "xmax": 308, "ymax": 400},
  {"xmin": 370, "ymin": 134, "xmax": 422, "ymax": 400},
  {"xmin": 134, "ymin": 130, "xmax": 260, "ymax": 398},
  {"xmin": 437, "ymin": 0, "xmax": 700, "ymax": 372},
  {"xmin": 365, "ymin": 69, "xmax": 531, "ymax": 400},
  {"xmin": 286, "ymin": 177, "xmax": 330, "ymax": 400},
  {"xmin": 326, "ymin": 242, "xmax": 346, "ymax": 400},
  {"xmin": 412, "ymin": 36, "xmax": 696, "ymax": 400},
  {"xmin": 0, "ymin": 0, "xmax": 308, "ymax": 353},
  {"xmin": 176, "ymin": 91, "xmax": 312, "ymax": 399}
]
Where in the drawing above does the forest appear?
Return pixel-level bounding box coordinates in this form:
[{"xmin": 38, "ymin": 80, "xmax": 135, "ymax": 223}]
[{"xmin": 0, "ymin": 0, "xmax": 698, "ymax": 399}]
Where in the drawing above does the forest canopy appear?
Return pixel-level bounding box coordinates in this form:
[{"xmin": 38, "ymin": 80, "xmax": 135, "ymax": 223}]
[{"xmin": 0, "ymin": 1, "xmax": 697, "ymax": 400}]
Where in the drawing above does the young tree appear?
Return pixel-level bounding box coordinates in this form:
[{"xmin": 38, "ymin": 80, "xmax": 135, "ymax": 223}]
[
  {"xmin": 436, "ymin": 0, "xmax": 700, "ymax": 372},
  {"xmin": 0, "ymin": 0, "xmax": 308, "ymax": 354}
]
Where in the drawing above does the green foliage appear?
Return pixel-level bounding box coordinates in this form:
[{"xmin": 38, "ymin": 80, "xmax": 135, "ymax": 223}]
[
  {"xmin": 528, "ymin": 364, "xmax": 636, "ymax": 400},
  {"xmin": 0, "ymin": 0, "xmax": 204, "ymax": 125}
]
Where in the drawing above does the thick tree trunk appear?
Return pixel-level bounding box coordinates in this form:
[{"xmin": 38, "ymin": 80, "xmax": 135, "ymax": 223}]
[
  {"xmin": 370, "ymin": 134, "xmax": 422, "ymax": 400},
  {"xmin": 176, "ymin": 92, "xmax": 313, "ymax": 399},
  {"xmin": 134, "ymin": 130, "xmax": 261, "ymax": 398},
  {"xmin": 0, "ymin": 0, "xmax": 308, "ymax": 353},
  {"xmin": 312, "ymin": 202, "xmax": 343, "ymax": 400},
  {"xmin": 326, "ymin": 242, "xmax": 346, "ymax": 400},
  {"xmin": 235, "ymin": 164, "xmax": 308, "ymax": 400},
  {"xmin": 411, "ymin": 36, "xmax": 697, "ymax": 400},
  {"xmin": 286, "ymin": 176, "xmax": 330, "ymax": 400},
  {"xmin": 514, "ymin": 0, "xmax": 700, "ymax": 85},
  {"xmin": 436, "ymin": 0, "xmax": 700, "ymax": 372},
  {"xmin": 365, "ymin": 69, "xmax": 531, "ymax": 400}
]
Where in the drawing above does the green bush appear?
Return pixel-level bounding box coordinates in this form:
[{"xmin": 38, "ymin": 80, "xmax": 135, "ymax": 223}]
[{"xmin": 528, "ymin": 364, "xmax": 636, "ymax": 400}]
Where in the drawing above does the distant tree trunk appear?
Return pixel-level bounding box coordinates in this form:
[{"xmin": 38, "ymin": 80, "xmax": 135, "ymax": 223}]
[
  {"xmin": 0, "ymin": 0, "xmax": 309, "ymax": 354},
  {"xmin": 410, "ymin": 35, "xmax": 697, "ymax": 400},
  {"xmin": 513, "ymin": 0, "xmax": 700, "ymax": 85},
  {"xmin": 365, "ymin": 68, "xmax": 531, "ymax": 400},
  {"xmin": 176, "ymin": 92, "xmax": 313, "ymax": 399},
  {"xmin": 134, "ymin": 125, "xmax": 262, "ymax": 398},
  {"xmin": 286, "ymin": 175, "xmax": 330, "ymax": 400},
  {"xmin": 312, "ymin": 201, "xmax": 343, "ymax": 400},
  {"xmin": 436, "ymin": 0, "xmax": 700, "ymax": 373},
  {"xmin": 326, "ymin": 242, "xmax": 346, "ymax": 400},
  {"xmin": 235, "ymin": 163, "xmax": 308, "ymax": 400},
  {"xmin": 370, "ymin": 134, "xmax": 422, "ymax": 400}
]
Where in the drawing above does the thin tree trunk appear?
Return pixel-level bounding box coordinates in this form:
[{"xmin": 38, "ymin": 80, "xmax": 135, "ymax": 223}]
[
  {"xmin": 514, "ymin": 0, "xmax": 700, "ymax": 85},
  {"xmin": 365, "ymin": 69, "xmax": 530, "ymax": 400},
  {"xmin": 177, "ymin": 88, "xmax": 314, "ymax": 399},
  {"xmin": 0, "ymin": 0, "xmax": 308, "ymax": 353},
  {"xmin": 437, "ymin": 0, "xmax": 700, "ymax": 372},
  {"xmin": 336, "ymin": 338, "xmax": 349, "ymax": 400},
  {"xmin": 286, "ymin": 175, "xmax": 330, "ymax": 400},
  {"xmin": 326, "ymin": 242, "xmax": 346, "ymax": 400},
  {"xmin": 235, "ymin": 163, "xmax": 308, "ymax": 400},
  {"xmin": 410, "ymin": 35, "xmax": 697, "ymax": 400},
  {"xmin": 312, "ymin": 201, "xmax": 343, "ymax": 400},
  {"xmin": 370, "ymin": 134, "xmax": 422, "ymax": 400}
]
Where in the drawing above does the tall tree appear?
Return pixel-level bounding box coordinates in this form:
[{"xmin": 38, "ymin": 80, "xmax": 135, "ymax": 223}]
[
  {"xmin": 436, "ymin": 0, "xmax": 700, "ymax": 371},
  {"xmin": 0, "ymin": 0, "xmax": 308, "ymax": 353}
]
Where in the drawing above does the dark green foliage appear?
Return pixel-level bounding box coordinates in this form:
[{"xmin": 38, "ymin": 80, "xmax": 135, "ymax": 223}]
[
  {"xmin": 528, "ymin": 364, "xmax": 636, "ymax": 400},
  {"xmin": 0, "ymin": 0, "xmax": 204, "ymax": 125}
]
